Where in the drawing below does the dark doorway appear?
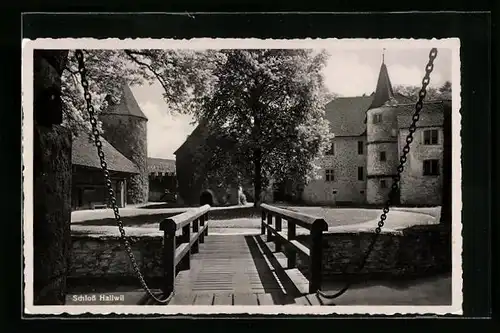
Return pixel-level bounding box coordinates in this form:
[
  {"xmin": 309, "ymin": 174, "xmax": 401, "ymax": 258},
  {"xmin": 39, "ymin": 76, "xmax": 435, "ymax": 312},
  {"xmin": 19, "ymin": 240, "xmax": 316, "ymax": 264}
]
[{"xmin": 200, "ymin": 190, "xmax": 214, "ymax": 206}]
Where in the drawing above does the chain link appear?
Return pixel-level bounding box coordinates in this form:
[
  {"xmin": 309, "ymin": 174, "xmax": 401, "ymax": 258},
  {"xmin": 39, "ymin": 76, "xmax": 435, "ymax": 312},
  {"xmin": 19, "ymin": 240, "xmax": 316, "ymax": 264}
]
[
  {"xmin": 317, "ymin": 48, "xmax": 438, "ymax": 301},
  {"xmin": 75, "ymin": 50, "xmax": 172, "ymax": 304}
]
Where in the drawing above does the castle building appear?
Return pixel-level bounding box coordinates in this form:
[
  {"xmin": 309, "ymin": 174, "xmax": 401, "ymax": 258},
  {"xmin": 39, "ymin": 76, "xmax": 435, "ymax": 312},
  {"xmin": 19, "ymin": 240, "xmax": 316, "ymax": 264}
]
[
  {"xmin": 301, "ymin": 59, "xmax": 451, "ymax": 206},
  {"xmin": 174, "ymin": 118, "xmax": 258, "ymax": 206},
  {"xmin": 71, "ymin": 84, "xmax": 178, "ymax": 210}
]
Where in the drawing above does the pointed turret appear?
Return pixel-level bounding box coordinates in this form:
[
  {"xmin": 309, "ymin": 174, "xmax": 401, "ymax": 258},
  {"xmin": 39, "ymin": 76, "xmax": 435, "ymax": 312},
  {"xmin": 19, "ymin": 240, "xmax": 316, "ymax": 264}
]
[
  {"xmin": 369, "ymin": 56, "xmax": 396, "ymax": 109},
  {"xmin": 102, "ymin": 84, "xmax": 148, "ymax": 120},
  {"xmin": 99, "ymin": 84, "xmax": 149, "ymax": 204}
]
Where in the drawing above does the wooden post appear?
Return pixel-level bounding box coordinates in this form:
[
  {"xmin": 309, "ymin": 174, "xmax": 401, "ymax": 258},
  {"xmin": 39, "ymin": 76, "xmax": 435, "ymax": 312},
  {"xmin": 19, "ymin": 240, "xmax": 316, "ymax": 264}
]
[
  {"xmin": 287, "ymin": 220, "xmax": 297, "ymax": 269},
  {"xmin": 275, "ymin": 216, "xmax": 282, "ymax": 252},
  {"xmin": 178, "ymin": 224, "xmax": 191, "ymax": 271},
  {"xmin": 199, "ymin": 214, "xmax": 205, "ymax": 244},
  {"xmin": 266, "ymin": 212, "xmax": 273, "ymax": 242},
  {"xmin": 309, "ymin": 222, "xmax": 324, "ymax": 293},
  {"xmin": 204, "ymin": 211, "xmax": 209, "ymax": 236},
  {"xmin": 162, "ymin": 225, "xmax": 176, "ymax": 296},
  {"xmin": 261, "ymin": 210, "xmax": 266, "ymax": 235},
  {"xmin": 192, "ymin": 218, "xmax": 199, "ymax": 254}
]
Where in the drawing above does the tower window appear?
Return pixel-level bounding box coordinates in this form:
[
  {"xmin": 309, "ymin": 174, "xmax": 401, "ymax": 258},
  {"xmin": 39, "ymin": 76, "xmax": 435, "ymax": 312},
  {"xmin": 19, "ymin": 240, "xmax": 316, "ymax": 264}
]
[
  {"xmin": 357, "ymin": 141, "xmax": 364, "ymax": 154},
  {"xmin": 373, "ymin": 114, "xmax": 383, "ymax": 123},
  {"xmin": 326, "ymin": 141, "xmax": 335, "ymax": 155},
  {"xmin": 325, "ymin": 169, "xmax": 334, "ymax": 182},
  {"xmin": 423, "ymin": 129, "xmax": 439, "ymax": 145},
  {"xmin": 423, "ymin": 159, "xmax": 440, "ymax": 176},
  {"xmin": 380, "ymin": 151, "xmax": 386, "ymax": 161},
  {"xmin": 357, "ymin": 166, "xmax": 364, "ymax": 181},
  {"xmin": 380, "ymin": 179, "xmax": 387, "ymax": 188}
]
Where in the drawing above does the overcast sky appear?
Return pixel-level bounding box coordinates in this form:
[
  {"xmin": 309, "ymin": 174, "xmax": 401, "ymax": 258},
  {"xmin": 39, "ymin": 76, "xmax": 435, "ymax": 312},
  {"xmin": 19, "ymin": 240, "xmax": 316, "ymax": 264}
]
[{"xmin": 130, "ymin": 47, "xmax": 452, "ymax": 160}]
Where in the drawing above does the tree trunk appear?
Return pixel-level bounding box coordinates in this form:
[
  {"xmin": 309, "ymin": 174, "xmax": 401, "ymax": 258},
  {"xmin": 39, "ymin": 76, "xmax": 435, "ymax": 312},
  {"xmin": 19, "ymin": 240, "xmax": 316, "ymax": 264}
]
[
  {"xmin": 440, "ymin": 101, "xmax": 452, "ymax": 228},
  {"xmin": 253, "ymin": 148, "xmax": 262, "ymax": 208},
  {"xmin": 33, "ymin": 50, "xmax": 72, "ymax": 305}
]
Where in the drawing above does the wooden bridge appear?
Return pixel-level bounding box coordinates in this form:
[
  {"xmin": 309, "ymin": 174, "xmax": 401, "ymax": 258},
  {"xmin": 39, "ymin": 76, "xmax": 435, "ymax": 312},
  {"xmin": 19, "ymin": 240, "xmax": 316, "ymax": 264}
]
[
  {"xmin": 65, "ymin": 204, "xmax": 332, "ymax": 306},
  {"xmin": 140, "ymin": 203, "xmax": 330, "ymax": 306}
]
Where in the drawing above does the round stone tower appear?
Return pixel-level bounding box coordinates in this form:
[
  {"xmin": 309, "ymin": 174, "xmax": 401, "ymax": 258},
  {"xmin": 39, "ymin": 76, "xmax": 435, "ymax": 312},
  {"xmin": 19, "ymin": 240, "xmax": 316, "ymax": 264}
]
[
  {"xmin": 366, "ymin": 59, "xmax": 400, "ymax": 205},
  {"xmin": 99, "ymin": 84, "xmax": 149, "ymax": 204}
]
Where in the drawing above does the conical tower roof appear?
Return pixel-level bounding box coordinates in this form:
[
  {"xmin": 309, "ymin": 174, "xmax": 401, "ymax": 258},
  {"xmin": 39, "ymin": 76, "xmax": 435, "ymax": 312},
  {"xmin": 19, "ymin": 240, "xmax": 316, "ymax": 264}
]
[
  {"xmin": 102, "ymin": 84, "xmax": 148, "ymax": 120},
  {"xmin": 369, "ymin": 60, "xmax": 396, "ymax": 109}
]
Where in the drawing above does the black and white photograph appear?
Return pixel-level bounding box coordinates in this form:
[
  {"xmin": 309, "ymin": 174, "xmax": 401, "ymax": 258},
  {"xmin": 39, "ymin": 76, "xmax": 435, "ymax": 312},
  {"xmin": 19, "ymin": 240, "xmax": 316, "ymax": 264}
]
[{"xmin": 22, "ymin": 38, "xmax": 462, "ymax": 315}]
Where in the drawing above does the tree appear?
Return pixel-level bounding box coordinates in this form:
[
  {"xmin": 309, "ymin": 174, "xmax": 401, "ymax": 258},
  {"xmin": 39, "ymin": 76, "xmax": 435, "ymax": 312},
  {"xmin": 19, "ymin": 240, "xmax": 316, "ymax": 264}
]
[
  {"xmin": 438, "ymin": 80, "xmax": 452, "ymax": 99},
  {"xmin": 393, "ymin": 81, "xmax": 452, "ymax": 102},
  {"xmin": 197, "ymin": 49, "xmax": 333, "ymax": 207},
  {"xmin": 61, "ymin": 49, "xmax": 221, "ymax": 136}
]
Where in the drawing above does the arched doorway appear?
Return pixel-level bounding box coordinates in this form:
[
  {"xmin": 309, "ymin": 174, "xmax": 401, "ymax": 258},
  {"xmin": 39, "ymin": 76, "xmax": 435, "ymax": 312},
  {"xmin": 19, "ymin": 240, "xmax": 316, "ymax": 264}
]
[{"xmin": 200, "ymin": 190, "xmax": 214, "ymax": 206}]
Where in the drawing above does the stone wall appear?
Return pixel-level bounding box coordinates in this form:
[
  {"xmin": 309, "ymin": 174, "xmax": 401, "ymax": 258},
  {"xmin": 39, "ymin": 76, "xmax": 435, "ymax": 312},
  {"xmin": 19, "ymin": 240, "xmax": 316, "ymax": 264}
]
[
  {"xmin": 69, "ymin": 235, "xmax": 164, "ymax": 288},
  {"xmin": 32, "ymin": 50, "xmax": 72, "ymax": 305},
  {"xmin": 294, "ymin": 224, "xmax": 451, "ymax": 280},
  {"xmin": 398, "ymin": 127, "xmax": 443, "ymax": 206},
  {"xmin": 100, "ymin": 115, "xmax": 148, "ymax": 204},
  {"xmin": 302, "ymin": 136, "xmax": 367, "ymax": 205}
]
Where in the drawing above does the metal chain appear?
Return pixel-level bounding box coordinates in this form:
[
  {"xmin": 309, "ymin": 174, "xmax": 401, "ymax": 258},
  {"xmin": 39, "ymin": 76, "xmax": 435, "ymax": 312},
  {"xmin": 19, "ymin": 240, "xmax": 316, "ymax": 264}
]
[
  {"xmin": 317, "ymin": 48, "xmax": 438, "ymax": 301},
  {"xmin": 74, "ymin": 50, "xmax": 173, "ymax": 304}
]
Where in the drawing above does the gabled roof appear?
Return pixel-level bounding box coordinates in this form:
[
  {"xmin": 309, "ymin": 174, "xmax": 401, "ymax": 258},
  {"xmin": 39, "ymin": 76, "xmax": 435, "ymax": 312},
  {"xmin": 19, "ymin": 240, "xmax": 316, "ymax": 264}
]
[
  {"xmin": 396, "ymin": 100, "xmax": 449, "ymax": 128},
  {"xmin": 101, "ymin": 84, "xmax": 148, "ymax": 120},
  {"xmin": 325, "ymin": 93, "xmax": 413, "ymax": 137},
  {"xmin": 174, "ymin": 118, "xmax": 207, "ymax": 155},
  {"xmin": 147, "ymin": 157, "xmax": 176, "ymax": 173},
  {"xmin": 324, "ymin": 96, "xmax": 373, "ymax": 137},
  {"xmin": 72, "ymin": 132, "xmax": 139, "ymax": 174}
]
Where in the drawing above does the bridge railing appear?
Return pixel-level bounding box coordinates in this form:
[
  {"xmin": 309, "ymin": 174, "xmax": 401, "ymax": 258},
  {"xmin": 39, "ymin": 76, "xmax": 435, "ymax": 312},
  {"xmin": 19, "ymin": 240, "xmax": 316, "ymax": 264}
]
[
  {"xmin": 260, "ymin": 203, "xmax": 328, "ymax": 293},
  {"xmin": 159, "ymin": 204, "xmax": 211, "ymax": 295}
]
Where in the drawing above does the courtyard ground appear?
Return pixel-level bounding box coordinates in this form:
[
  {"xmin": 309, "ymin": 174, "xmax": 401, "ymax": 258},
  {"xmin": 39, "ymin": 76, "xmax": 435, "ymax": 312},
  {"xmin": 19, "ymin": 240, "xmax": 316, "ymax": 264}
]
[{"xmin": 71, "ymin": 203, "xmax": 440, "ymax": 237}]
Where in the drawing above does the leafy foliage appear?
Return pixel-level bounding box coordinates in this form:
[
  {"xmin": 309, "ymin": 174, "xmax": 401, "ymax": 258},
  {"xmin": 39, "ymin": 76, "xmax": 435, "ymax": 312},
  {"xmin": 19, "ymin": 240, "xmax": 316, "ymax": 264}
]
[
  {"xmin": 197, "ymin": 49, "xmax": 333, "ymax": 205},
  {"xmin": 61, "ymin": 49, "xmax": 219, "ymax": 136},
  {"xmin": 393, "ymin": 80, "xmax": 452, "ymax": 102}
]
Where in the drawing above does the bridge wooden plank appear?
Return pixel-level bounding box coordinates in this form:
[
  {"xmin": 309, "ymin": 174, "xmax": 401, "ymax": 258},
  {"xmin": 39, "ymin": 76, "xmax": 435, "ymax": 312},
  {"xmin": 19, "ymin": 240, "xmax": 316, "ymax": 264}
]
[
  {"xmin": 169, "ymin": 234, "xmax": 314, "ymax": 305},
  {"xmin": 193, "ymin": 293, "xmax": 214, "ymax": 305},
  {"xmin": 174, "ymin": 243, "xmax": 190, "ymax": 266},
  {"xmin": 213, "ymin": 293, "xmax": 233, "ymax": 305},
  {"xmin": 294, "ymin": 296, "xmax": 312, "ymax": 306},
  {"xmin": 256, "ymin": 293, "xmax": 275, "ymax": 305},
  {"xmin": 233, "ymin": 293, "xmax": 258, "ymax": 306},
  {"xmin": 305, "ymin": 294, "xmax": 322, "ymax": 306},
  {"xmin": 169, "ymin": 293, "xmax": 196, "ymax": 305},
  {"xmin": 289, "ymin": 240, "xmax": 310, "ymax": 257}
]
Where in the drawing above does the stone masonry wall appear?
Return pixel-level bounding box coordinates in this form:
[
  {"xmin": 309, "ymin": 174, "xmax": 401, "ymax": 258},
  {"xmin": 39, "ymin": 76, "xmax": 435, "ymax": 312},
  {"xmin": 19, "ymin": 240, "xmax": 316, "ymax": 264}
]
[
  {"xmin": 302, "ymin": 136, "xmax": 367, "ymax": 205},
  {"xmin": 32, "ymin": 50, "xmax": 72, "ymax": 305},
  {"xmin": 70, "ymin": 235, "xmax": 164, "ymax": 287},
  {"xmin": 100, "ymin": 115, "xmax": 148, "ymax": 204},
  {"xmin": 398, "ymin": 127, "xmax": 443, "ymax": 205},
  {"xmin": 294, "ymin": 224, "xmax": 451, "ymax": 280}
]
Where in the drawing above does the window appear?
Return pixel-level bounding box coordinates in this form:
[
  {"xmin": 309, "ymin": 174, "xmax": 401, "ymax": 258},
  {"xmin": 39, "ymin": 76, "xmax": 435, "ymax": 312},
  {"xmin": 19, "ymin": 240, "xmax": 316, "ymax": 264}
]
[
  {"xmin": 357, "ymin": 141, "xmax": 364, "ymax": 154},
  {"xmin": 423, "ymin": 159, "xmax": 440, "ymax": 176},
  {"xmin": 357, "ymin": 166, "xmax": 364, "ymax": 181},
  {"xmin": 325, "ymin": 169, "xmax": 334, "ymax": 182},
  {"xmin": 380, "ymin": 151, "xmax": 386, "ymax": 161},
  {"xmin": 380, "ymin": 179, "xmax": 387, "ymax": 188},
  {"xmin": 373, "ymin": 114, "xmax": 382, "ymax": 123},
  {"xmin": 423, "ymin": 129, "xmax": 439, "ymax": 145},
  {"xmin": 326, "ymin": 141, "xmax": 335, "ymax": 155}
]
